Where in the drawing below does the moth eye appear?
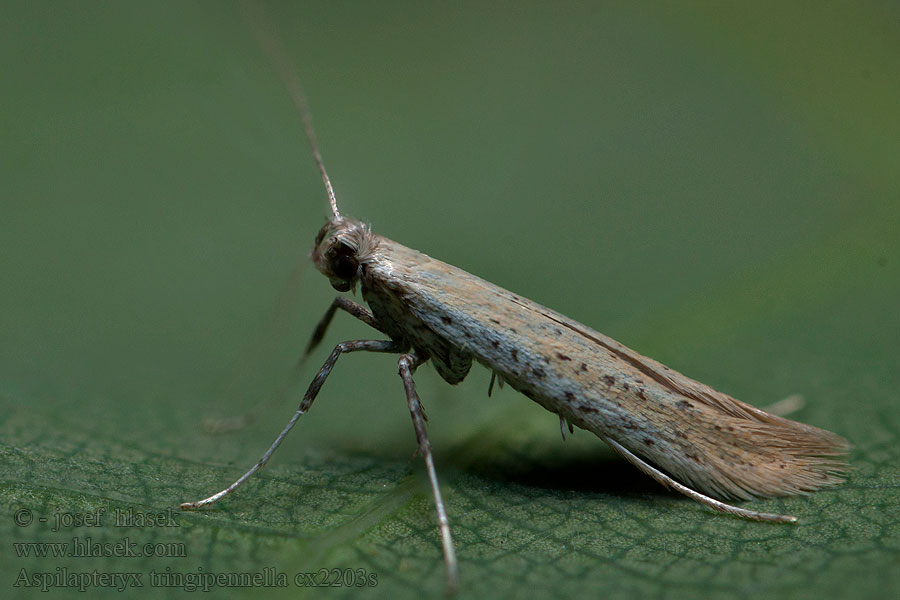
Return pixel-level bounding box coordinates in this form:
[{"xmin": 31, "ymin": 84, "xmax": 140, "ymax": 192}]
[
  {"xmin": 330, "ymin": 279, "xmax": 351, "ymax": 292},
  {"xmin": 333, "ymin": 253, "xmax": 357, "ymax": 279},
  {"xmin": 329, "ymin": 243, "xmax": 358, "ymax": 280}
]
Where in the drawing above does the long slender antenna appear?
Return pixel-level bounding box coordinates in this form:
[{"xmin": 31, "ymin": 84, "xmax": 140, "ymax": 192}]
[{"xmin": 244, "ymin": 2, "xmax": 341, "ymax": 220}]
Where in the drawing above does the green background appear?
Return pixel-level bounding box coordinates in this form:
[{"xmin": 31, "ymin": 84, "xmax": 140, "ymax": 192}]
[{"xmin": 2, "ymin": 1, "xmax": 898, "ymax": 598}]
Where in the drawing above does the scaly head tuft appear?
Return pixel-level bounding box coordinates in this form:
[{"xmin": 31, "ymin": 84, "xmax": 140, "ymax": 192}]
[{"xmin": 311, "ymin": 218, "xmax": 378, "ymax": 292}]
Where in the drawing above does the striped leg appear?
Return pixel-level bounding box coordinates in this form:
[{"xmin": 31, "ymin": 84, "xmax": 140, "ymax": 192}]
[{"xmin": 181, "ymin": 339, "xmax": 403, "ymax": 510}]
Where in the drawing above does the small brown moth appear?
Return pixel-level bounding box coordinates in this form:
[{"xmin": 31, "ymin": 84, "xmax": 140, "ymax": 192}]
[{"xmin": 181, "ymin": 10, "xmax": 850, "ymax": 593}]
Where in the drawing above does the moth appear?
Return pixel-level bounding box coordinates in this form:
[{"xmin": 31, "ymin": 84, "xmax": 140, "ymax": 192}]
[{"xmin": 181, "ymin": 10, "xmax": 850, "ymax": 592}]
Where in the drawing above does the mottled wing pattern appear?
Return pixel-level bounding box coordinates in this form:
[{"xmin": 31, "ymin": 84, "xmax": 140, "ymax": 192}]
[{"xmin": 363, "ymin": 235, "xmax": 849, "ymax": 500}]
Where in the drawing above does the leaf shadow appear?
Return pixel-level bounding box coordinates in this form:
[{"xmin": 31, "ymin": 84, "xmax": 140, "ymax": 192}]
[{"xmin": 453, "ymin": 450, "xmax": 668, "ymax": 499}]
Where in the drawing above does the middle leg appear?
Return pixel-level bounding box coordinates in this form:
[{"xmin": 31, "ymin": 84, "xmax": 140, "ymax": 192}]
[{"xmin": 397, "ymin": 351, "xmax": 459, "ymax": 593}]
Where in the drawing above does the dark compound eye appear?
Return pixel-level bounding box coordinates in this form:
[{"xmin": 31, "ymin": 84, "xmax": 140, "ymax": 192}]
[
  {"xmin": 333, "ymin": 254, "xmax": 357, "ymax": 279},
  {"xmin": 329, "ymin": 243, "xmax": 358, "ymax": 280}
]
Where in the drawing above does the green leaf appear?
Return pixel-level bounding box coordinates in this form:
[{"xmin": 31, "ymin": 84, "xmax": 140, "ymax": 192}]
[{"xmin": 2, "ymin": 2, "xmax": 899, "ymax": 599}]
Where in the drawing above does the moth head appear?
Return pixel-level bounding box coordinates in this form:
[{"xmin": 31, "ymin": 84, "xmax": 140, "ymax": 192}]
[{"xmin": 311, "ymin": 218, "xmax": 376, "ymax": 292}]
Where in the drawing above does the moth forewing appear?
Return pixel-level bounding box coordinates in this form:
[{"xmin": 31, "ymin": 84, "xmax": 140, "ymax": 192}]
[{"xmin": 363, "ymin": 230, "xmax": 850, "ymax": 503}]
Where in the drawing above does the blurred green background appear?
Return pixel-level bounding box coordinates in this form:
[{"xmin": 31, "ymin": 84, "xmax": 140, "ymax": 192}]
[{"xmin": 2, "ymin": 1, "xmax": 898, "ymax": 598}]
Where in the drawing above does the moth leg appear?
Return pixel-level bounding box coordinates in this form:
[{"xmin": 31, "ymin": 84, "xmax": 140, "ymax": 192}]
[
  {"xmin": 205, "ymin": 298, "xmax": 383, "ymax": 434},
  {"xmin": 181, "ymin": 339, "xmax": 404, "ymax": 510},
  {"xmin": 302, "ymin": 297, "xmax": 385, "ymax": 361},
  {"xmin": 397, "ymin": 352, "xmax": 459, "ymax": 594},
  {"xmin": 603, "ymin": 438, "xmax": 798, "ymax": 524},
  {"xmin": 487, "ymin": 370, "xmax": 504, "ymax": 397}
]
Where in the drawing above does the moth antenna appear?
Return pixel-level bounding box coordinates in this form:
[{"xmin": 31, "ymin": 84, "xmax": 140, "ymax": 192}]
[{"xmin": 245, "ymin": 2, "xmax": 341, "ymax": 220}]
